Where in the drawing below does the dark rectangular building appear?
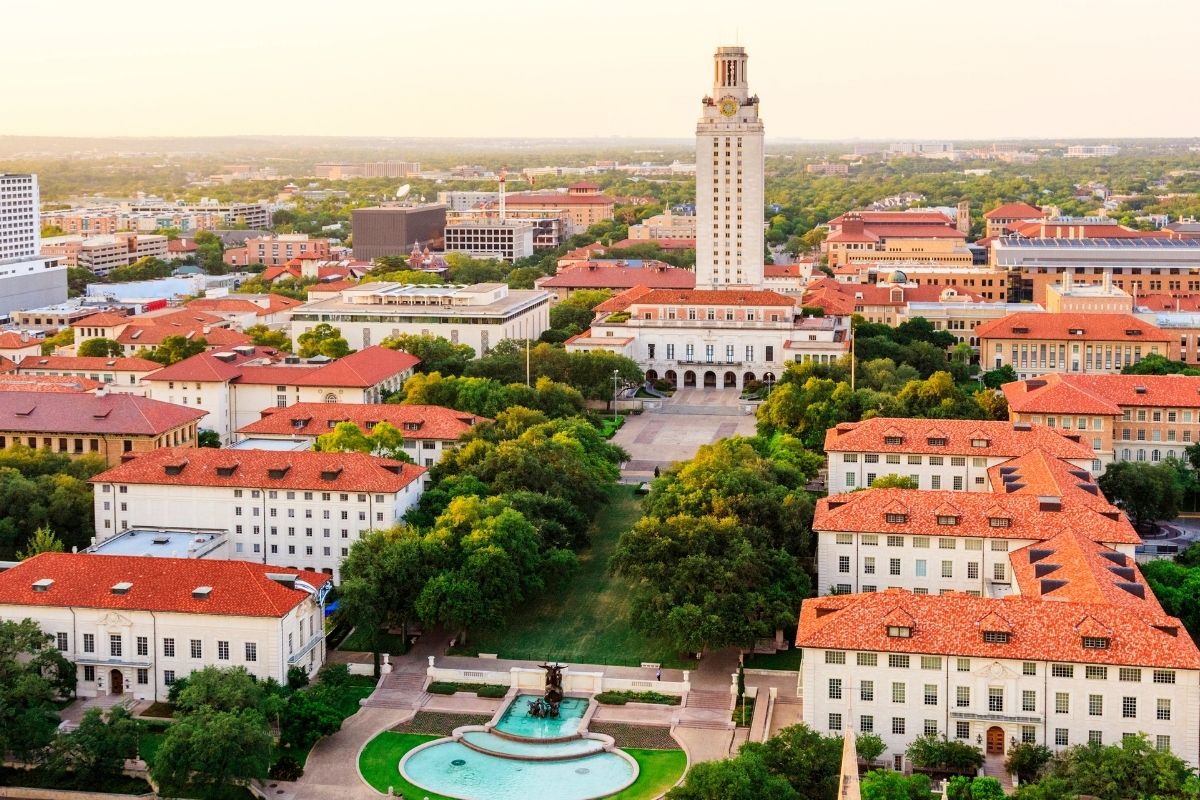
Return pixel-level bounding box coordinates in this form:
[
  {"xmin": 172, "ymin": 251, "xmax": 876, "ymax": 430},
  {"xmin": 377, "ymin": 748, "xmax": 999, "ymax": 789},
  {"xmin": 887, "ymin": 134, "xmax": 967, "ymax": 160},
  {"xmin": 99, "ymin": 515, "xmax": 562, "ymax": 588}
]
[{"xmin": 352, "ymin": 205, "xmax": 447, "ymax": 261}]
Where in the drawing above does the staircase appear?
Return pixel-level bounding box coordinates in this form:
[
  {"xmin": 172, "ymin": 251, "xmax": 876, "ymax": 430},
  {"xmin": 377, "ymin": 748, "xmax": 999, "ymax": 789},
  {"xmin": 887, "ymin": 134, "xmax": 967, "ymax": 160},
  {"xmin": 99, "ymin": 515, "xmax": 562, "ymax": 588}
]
[
  {"xmin": 685, "ymin": 690, "xmax": 732, "ymax": 711},
  {"xmin": 982, "ymin": 755, "xmax": 1013, "ymax": 793},
  {"xmin": 676, "ymin": 689, "xmax": 735, "ymax": 731},
  {"xmin": 363, "ymin": 670, "xmax": 429, "ymax": 710}
]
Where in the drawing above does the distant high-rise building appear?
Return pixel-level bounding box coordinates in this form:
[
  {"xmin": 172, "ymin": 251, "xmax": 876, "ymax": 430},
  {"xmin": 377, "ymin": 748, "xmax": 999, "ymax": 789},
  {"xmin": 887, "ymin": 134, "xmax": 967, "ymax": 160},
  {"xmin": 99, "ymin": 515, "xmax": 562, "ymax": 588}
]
[
  {"xmin": 351, "ymin": 205, "xmax": 448, "ymax": 261},
  {"xmin": 695, "ymin": 46, "xmax": 765, "ymax": 288},
  {"xmin": 0, "ymin": 173, "xmax": 67, "ymax": 315}
]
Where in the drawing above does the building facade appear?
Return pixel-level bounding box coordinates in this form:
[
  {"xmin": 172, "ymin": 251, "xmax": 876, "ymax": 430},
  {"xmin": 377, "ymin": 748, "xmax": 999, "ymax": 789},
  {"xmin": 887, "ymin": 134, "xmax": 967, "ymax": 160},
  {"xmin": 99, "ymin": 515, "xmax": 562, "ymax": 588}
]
[
  {"xmin": 351, "ymin": 205, "xmax": 449, "ymax": 261},
  {"xmin": 14, "ymin": 355, "xmax": 163, "ymax": 395},
  {"xmin": 290, "ymin": 282, "xmax": 550, "ymax": 359},
  {"xmin": 443, "ymin": 219, "xmax": 535, "ymax": 262},
  {"xmin": 695, "ymin": 46, "xmax": 765, "ymax": 288},
  {"xmin": 41, "ymin": 233, "xmax": 169, "ymax": 277},
  {"xmin": 627, "ymin": 210, "xmax": 697, "ymax": 241},
  {"xmin": 0, "ymin": 173, "xmax": 68, "ymax": 315},
  {"xmin": 0, "ymin": 391, "xmax": 203, "ymax": 466},
  {"xmin": 90, "ymin": 448, "xmax": 425, "ymax": 581},
  {"xmin": 976, "ymin": 313, "xmax": 1173, "ymax": 378},
  {"xmin": 0, "ymin": 552, "xmax": 330, "ymax": 701},
  {"xmin": 223, "ymin": 234, "xmax": 331, "ymax": 268}
]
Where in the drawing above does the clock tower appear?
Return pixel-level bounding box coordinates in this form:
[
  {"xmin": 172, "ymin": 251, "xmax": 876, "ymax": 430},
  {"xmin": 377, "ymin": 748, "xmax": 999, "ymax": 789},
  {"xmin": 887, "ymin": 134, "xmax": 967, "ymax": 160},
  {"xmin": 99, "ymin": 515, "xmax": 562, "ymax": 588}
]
[{"xmin": 695, "ymin": 46, "xmax": 765, "ymax": 289}]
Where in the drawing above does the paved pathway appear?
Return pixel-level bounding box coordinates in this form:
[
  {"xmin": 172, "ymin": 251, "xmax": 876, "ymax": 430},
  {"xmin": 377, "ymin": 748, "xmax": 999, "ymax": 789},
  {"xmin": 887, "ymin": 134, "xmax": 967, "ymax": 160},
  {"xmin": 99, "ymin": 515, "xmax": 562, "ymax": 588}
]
[
  {"xmin": 286, "ymin": 706, "xmax": 411, "ymax": 800},
  {"xmin": 613, "ymin": 389, "xmax": 757, "ymax": 481}
]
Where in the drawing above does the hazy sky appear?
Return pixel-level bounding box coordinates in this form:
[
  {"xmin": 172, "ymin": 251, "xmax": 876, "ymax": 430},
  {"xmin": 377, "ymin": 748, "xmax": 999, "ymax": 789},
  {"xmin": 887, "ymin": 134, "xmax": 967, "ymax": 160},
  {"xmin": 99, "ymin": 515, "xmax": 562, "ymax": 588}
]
[{"xmin": 6, "ymin": 0, "xmax": 1199, "ymax": 140}]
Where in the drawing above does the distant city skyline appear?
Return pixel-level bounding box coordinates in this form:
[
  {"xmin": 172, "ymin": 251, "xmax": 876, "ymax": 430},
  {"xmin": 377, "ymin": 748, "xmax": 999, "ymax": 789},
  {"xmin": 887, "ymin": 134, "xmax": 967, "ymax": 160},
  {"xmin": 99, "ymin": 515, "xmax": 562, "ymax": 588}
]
[{"xmin": 6, "ymin": 0, "xmax": 1200, "ymax": 141}]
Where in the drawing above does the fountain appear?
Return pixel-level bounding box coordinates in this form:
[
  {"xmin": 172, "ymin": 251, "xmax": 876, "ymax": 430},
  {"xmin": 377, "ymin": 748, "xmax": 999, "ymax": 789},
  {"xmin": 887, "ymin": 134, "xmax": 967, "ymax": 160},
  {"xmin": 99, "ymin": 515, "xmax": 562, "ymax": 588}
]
[{"xmin": 526, "ymin": 661, "xmax": 565, "ymax": 719}]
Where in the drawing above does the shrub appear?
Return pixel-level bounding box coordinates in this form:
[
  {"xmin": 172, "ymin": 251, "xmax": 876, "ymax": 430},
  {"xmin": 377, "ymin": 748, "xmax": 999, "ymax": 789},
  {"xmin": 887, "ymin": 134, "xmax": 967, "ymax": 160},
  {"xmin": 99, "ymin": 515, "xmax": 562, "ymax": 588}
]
[
  {"xmin": 595, "ymin": 691, "xmax": 629, "ymax": 705},
  {"xmin": 427, "ymin": 681, "xmax": 507, "ymax": 697},
  {"xmin": 427, "ymin": 682, "xmax": 459, "ymax": 695},
  {"xmin": 595, "ymin": 690, "xmax": 681, "ymax": 706},
  {"xmin": 475, "ymin": 684, "xmax": 507, "ymax": 698},
  {"xmin": 317, "ymin": 663, "xmax": 351, "ymax": 689},
  {"xmin": 906, "ymin": 734, "xmax": 983, "ymax": 774},
  {"xmin": 1005, "ymin": 743, "xmax": 1052, "ymax": 785},
  {"xmin": 856, "ymin": 732, "xmax": 886, "ymax": 763}
]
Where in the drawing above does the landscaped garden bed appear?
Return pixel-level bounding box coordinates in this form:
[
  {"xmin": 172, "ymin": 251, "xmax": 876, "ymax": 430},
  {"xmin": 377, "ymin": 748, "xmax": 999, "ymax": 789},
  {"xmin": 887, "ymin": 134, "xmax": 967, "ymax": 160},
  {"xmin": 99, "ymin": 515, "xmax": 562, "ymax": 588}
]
[
  {"xmin": 426, "ymin": 681, "xmax": 508, "ymax": 697},
  {"xmin": 595, "ymin": 689, "xmax": 681, "ymax": 706}
]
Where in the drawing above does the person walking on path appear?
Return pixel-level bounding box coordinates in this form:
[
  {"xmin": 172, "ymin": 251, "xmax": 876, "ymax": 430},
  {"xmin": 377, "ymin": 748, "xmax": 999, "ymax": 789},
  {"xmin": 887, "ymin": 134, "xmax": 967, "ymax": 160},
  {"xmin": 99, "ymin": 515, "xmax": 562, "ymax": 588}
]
[{"xmin": 656, "ymin": 668, "xmax": 662, "ymax": 681}]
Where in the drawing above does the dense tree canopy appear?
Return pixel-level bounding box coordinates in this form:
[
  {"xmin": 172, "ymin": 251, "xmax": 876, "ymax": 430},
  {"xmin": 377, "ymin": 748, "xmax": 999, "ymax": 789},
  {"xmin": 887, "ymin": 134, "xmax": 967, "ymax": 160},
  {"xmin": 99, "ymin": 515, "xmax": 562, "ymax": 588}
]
[
  {"xmin": 1096, "ymin": 459, "xmax": 1186, "ymax": 525},
  {"xmin": 296, "ymin": 323, "xmax": 351, "ymax": 359},
  {"xmin": 0, "ymin": 446, "xmax": 105, "ymax": 558},
  {"xmin": 381, "ymin": 333, "xmax": 475, "ymax": 375},
  {"xmin": 244, "ymin": 324, "xmax": 291, "ymax": 352},
  {"xmin": 140, "ymin": 335, "xmax": 208, "ymax": 366},
  {"xmin": 0, "ymin": 619, "xmax": 76, "ymax": 760},
  {"xmin": 77, "ymin": 337, "xmax": 124, "ymax": 357},
  {"xmin": 396, "ymin": 372, "xmax": 587, "ymax": 419}
]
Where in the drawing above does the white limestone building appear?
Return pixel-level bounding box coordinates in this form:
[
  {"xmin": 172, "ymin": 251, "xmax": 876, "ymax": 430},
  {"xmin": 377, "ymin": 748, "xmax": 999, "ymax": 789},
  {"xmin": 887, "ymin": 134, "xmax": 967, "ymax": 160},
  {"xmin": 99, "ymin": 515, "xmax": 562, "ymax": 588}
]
[
  {"xmin": 0, "ymin": 552, "xmax": 330, "ymax": 702},
  {"xmin": 695, "ymin": 46, "xmax": 765, "ymax": 288},
  {"xmin": 0, "ymin": 173, "xmax": 68, "ymax": 316},
  {"xmin": 89, "ymin": 448, "xmax": 426, "ymax": 581}
]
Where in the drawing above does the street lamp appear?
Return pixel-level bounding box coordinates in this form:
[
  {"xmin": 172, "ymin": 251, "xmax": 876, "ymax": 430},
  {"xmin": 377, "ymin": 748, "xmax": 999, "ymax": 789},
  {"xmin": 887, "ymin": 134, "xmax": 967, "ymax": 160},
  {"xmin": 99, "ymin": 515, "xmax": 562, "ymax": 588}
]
[{"xmin": 612, "ymin": 368, "xmax": 620, "ymax": 422}]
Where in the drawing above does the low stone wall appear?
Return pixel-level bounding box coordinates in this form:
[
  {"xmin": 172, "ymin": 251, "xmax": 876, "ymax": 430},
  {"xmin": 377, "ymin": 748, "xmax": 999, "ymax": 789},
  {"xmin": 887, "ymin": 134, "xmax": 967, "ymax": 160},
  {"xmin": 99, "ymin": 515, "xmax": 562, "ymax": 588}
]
[
  {"xmin": 427, "ymin": 659, "xmax": 690, "ymax": 698},
  {"xmin": 0, "ymin": 790, "xmax": 153, "ymax": 800}
]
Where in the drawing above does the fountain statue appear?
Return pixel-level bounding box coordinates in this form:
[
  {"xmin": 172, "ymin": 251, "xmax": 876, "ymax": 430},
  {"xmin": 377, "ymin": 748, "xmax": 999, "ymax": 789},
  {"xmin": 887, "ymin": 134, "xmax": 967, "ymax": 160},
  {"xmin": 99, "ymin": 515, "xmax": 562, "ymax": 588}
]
[{"xmin": 527, "ymin": 661, "xmax": 566, "ymax": 718}]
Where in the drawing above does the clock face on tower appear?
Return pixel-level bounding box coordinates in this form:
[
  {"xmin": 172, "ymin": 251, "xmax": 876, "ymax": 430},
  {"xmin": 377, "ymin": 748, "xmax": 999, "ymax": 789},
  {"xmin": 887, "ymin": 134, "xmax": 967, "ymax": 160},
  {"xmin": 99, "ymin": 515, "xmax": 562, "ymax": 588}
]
[{"xmin": 719, "ymin": 96, "xmax": 738, "ymax": 117}]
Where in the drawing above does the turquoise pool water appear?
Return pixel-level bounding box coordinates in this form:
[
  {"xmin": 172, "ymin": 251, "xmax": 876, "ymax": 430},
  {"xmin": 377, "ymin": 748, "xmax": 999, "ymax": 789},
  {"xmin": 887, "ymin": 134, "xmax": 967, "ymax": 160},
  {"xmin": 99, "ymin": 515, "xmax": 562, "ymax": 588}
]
[
  {"xmin": 494, "ymin": 694, "xmax": 588, "ymax": 739},
  {"xmin": 402, "ymin": 740, "xmax": 635, "ymax": 800},
  {"xmin": 460, "ymin": 730, "xmax": 605, "ymax": 759}
]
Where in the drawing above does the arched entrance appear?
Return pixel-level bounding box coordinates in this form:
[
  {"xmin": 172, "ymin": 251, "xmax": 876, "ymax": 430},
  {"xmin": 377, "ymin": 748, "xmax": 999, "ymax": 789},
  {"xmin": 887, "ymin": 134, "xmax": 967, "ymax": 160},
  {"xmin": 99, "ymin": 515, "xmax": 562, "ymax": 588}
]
[
  {"xmin": 645, "ymin": 369, "xmax": 659, "ymax": 384},
  {"xmin": 664, "ymin": 370, "xmax": 678, "ymax": 387},
  {"xmin": 703, "ymin": 371, "xmax": 717, "ymax": 388},
  {"xmin": 109, "ymin": 669, "xmax": 123, "ymax": 696},
  {"xmin": 723, "ymin": 371, "xmax": 737, "ymax": 388},
  {"xmin": 743, "ymin": 372, "xmax": 756, "ymax": 386},
  {"xmin": 986, "ymin": 726, "xmax": 1005, "ymax": 755},
  {"xmin": 683, "ymin": 371, "xmax": 697, "ymax": 387}
]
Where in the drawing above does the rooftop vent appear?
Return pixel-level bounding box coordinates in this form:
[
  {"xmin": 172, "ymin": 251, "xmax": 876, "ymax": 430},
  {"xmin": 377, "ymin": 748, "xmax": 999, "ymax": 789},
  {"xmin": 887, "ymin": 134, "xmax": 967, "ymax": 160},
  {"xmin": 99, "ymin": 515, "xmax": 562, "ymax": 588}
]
[
  {"xmin": 1134, "ymin": 385, "xmax": 1147, "ymax": 394},
  {"xmin": 1101, "ymin": 510, "xmax": 1121, "ymax": 521},
  {"xmin": 266, "ymin": 573, "xmax": 297, "ymax": 589},
  {"xmin": 215, "ymin": 464, "xmax": 238, "ymax": 477},
  {"xmin": 1013, "ymin": 326, "xmax": 1030, "ymax": 334},
  {"xmin": 192, "ymin": 586, "xmax": 212, "ymax": 600},
  {"xmin": 1077, "ymin": 483, "xmax": 1100, "ymax": 496},
  {"xmin": 267, "ymin": 466, "xmax": 291, "ymax": 479},
  {"xmin": 1125, "ymin": 329, "xmax": 1143, "ymax": 336},
  {"xmin": 1153, "ymin": 624, "xmax": 1179, "ymax": 637},
  {"xmin": 152, "ymin": 536, "xmax": 170, "ymax": 544},
  {"xmin": 1026, "ymin": 379, "xmax": 1047, "ymax": 390},
  {"xmin": 1068, "ymin": 328, "xmax": 1085, "ymax": 335},
  {"xmin": 212, "ymin": 352, "xmax": 237, "ymax": 362},
  {"xmin": 1013, "ymin": 422, "xmax": 1032, "ymax": 432},
  {"xmin": 1109, "ymin": 566, "xmax": 1136, "ymax": 581},
  {"xmin": 1069, "ymin": 469, "xmax": 1090, "ymax": 479},
  {"xmin": 1028, "ymin": 548, "xmax": 1054, "ymax": 564},
  {"xmin": 1004, "ymin": 481, "xmax": 1026, "ymax": 493},
  {"xmin": 1099, "ymin": 551, "xmax": 1128, "ymax": 567},
  {"xmin": 1039, "ymin": 578, "xmax": 1067, "ymax": 594},
  {"xmin": 31, "ymin": 578, "xmax": 54, "ymax": 592},
  {"xmin": 111, "ymin": 581, "xmax": 133, "ymax": 595}
]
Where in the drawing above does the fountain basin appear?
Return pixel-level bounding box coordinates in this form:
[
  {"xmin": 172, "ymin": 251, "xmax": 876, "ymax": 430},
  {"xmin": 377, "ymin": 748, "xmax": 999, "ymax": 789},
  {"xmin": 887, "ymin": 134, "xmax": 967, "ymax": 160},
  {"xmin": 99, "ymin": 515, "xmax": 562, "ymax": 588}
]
[{"xmin": 460, "ymin": 729, "xmax": 608, "ymax": 761}]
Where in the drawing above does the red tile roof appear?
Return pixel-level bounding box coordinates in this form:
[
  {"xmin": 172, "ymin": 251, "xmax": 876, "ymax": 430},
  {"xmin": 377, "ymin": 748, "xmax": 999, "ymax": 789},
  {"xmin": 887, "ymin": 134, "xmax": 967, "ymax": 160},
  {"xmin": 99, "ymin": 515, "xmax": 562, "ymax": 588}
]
[
  {"xmin": 1133, "ymin": 293, "xmax": 1200, "ymax": 312},
  {"xmin": 796, "ymin": 589, "xmax": 1199, "ymax": 668},
  {"xmin": 147, "ymin": 346, "xmax": 418, "ymax": 388},
  {"xmin": 824, "ymin": 417, "xmax": 1095, "ymax": 460},
  {"xmin": 17, "ymin": 355, "xmax": 163, "ymax": 373},
  {"xmin": 802, "ymin": 279, "xmax": 983, "ymax": 312},
  {"xmin": 540, "ymin": 263, "xmax": 695, "ymax": 291},
  {"xmin": 765, "ymin": 264, "xmax": 803, "ymax": 278},
  {"xmin": 239, "ymin": 403, "xmax": 488, "ymax": 440},
  {"xmin": 506, "ymin": 192, "xmax": 615, "ymax": 206},
  {"xmin": 91, "ymin": 447, "xmax": 425, "ymax": 493},
  {"xmin": 117, "ymin": 325, "xmax": 251, "ymax": 348},
  {"xmin": 815, "ymin": 488, "xmax": 1136, "ymax": 545},
  {"xmin": 0, "ymin": 392, "xmax": 204, "ymax": 435},
  {"xmin": 983, "ymin": 202, "xmax": 1043, "ymax": 220},
  {"xmin": 0, "ymin": 332, "xmax": 39, "ymax": 349},
  {"xmin": 167, "ymin": 239, "xmax": 198, "ymax": 253},
  {"xmin": 72, "ymin": 312, "xmax": 132, "ymax": 328},
  {"xmin": 0, "ymin": 374, "xmax": 104, "ymax": 393},
  {"xmin": 141, "ymin": 347, "xmax": 284, "ymax": 383},
  {"xmin": 187, "ymin": 295, "xmax": 301, "ymax": 316},
  {"xmin": 307, "ymin": 279, "xmax": 358, "ymax": 294},
  {"xmin": 1004, "ymin": 373, "xmax": 1200, "ymax": 414},
  {"xmin": 628, "ymin": 288, "xmax": 797, "ymax": 307},
  {"xmin": 829, "ymin": 211, "xmax": 955, "ymax": 226},
  {"xmin": 1009, "ymin": 530, "xmax": 1160, "ymax": 612},
  {"xmin": 0, "ymin": 552, "xmax": 329, "ymax": 618},
  {"xmin": 1007, "ymin": 220, "xmax": 1165, "ymax": 239},
  {"xmin": 975, "ymin": 312, "xmax": 1171, "ymax": 343},
  {"xmin": 608, "ymin": 238, "xmax": 696, "ymax": 250},
  {"xmin": 984, "ymin": 448, "xmax": 1112, "ymax": 508}
]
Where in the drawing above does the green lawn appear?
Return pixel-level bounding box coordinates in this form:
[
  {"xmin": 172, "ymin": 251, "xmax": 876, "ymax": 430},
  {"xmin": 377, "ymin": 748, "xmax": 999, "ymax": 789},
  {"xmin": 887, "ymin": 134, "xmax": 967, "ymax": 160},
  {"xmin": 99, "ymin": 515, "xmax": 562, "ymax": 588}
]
[
  {"xmin": 453, "ymin": 486, "xmax": 697, "ymax": 669},
  {"xmin": 358, "ymin": 732, "xmax": 686, "ymax": 800},
  {"xmin": 744, "ymin": 648, "xmax": 802, "ymax": 671},
  {"xmin": 339, "ymin": 626, "xmax": 409, "ymax": 654},
  {"xmin": 139, "ymin": 731, "xmax": 165, "ymax": 767}
]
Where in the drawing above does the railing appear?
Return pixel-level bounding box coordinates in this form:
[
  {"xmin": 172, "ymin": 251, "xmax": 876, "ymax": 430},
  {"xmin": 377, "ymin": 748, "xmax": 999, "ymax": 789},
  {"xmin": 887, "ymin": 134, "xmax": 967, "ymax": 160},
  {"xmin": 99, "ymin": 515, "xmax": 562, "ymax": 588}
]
[
  {"xmin": 425, "ymin": 658, "xmax": 690, "ymax": 697},
  {"xmin": 74, "ymin": 655, "xmax": 153, "ymax": 668},
  {"xmin": 949, "ymin": 710, "xmax": 1041, "ymax": 724},
  {"xmin": 287, "ymin": 632, "xmax": 325, "ymax": 664}
]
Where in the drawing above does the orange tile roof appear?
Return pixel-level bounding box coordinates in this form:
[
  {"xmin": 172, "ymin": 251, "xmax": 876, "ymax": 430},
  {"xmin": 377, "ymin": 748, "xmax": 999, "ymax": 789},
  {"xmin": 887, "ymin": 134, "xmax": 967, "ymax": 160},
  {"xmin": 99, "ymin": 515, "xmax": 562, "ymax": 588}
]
[
  {"xmin": 627, "ymin": 288, "xmax": 797, "ymax": 307},
  {"xmin": 594, "ymin": 286, "xmax": 655, "ymax": 313},
  {"xmin": 0, "ymin": 552, "xmax": 329, "ymax": 618},
  {"xmin": 307, "ymin": 279, "xmax": 358, "ymax": 294},
  {"xmin": 841, "ymin": 224, "xmax": 966, "ymax": 241},
  {"xmin": 71, "ymin": 312, "xmax": 131, "ymax": 328},
  {"xmin": 147, "ymin": 346, "xmax": 417, "ymax": 387},
  {"xmin": 1005, "ymin": 373, "xmax": 1200, "ymax": 413},
  {"xmin": 91, "ymin": 447, "xmax": 425, "ymax": 493},
  {"xmin": 187, "ymin": 295, "xmax": 301, "ymax": 316},
  {"xmin": 815, "ymin": 488, "xmax": 1136, "ymax": 544},
  {"xmin": 117, "ymin": 325, "xmax": 251, "ymax": 348},
  {"xmin": 505, "ymin": 192, "xmax": 615, "ymax": 206},
  {"xmin": 985, "ymin": 449, "xmax": 1112, "ymax": 508},
  {"xmin": 17, "ymin": 355, "xmax": 163, "ymax": 373},
  {"xmin": 607, "ymin": 238, "xmax": 696, "ymax": 250},
  {"xmin": 0, "ymin": 374, "xmax": 104, "ymax": 393},
  {"xmin": 983, "ymin": 202, "xmax": 1043, "ymax": 220},
  {"xmin": 540, "ymin": 263, "xmax": 695, "ymax": 290},
  {"xmin": 0, "ymin": 332, "xmax": 38, "ymax": 349},
  {"xmin": 829, "ymin": 211, "xmax": 955, "ymax": 226},
  {"xmin": 824, "ymin": 417, "xmax": 1095, "ymax": 460},
  {"xmin": 238, "ymin": 403, "xmax": 488, "ymax": 440},
  {"xmin": 765, "ymin": 264, "xmax": 803, "ymax": 278},
  {"xmin": 142, "ymin": 347, "xmax": 284, "ymax": 383},
  {"xmin": 1008, "ymin": 220, "xmax": 1156, "ymax": 239},
  {"xmin": 975, "ymin": 312, "xmax": 1171, "ymax": 342},
  {"xmin": 796, "ymin": 589, "xmax": 1198, "ymax": 668},
  {"xmin": 1133, "ymin": 293, "xmax": 1200, "ymax": 312},
  {"xmin": 1009, "ymin": 530, "xmax": 1161, "ymax": 612},
  {"xmin": 0, "ymin": 392, "xmax": 204, "ymax": 435}
]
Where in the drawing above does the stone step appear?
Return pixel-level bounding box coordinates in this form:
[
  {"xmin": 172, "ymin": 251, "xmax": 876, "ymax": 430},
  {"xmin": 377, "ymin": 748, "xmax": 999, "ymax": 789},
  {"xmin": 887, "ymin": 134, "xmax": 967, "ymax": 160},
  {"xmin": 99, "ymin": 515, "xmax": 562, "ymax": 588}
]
[
  {"xmin": 364, "ymin": 692, "xmax": 429, "ymax": 710},
  {"xmin": 685, "ymin": 690, "xmax": 732, "ymax": 710},
  {"xmin": 773, "ymin": 694, "xmax": 803, "ymax": 706},
  {"xmin": 676, "ymin": 717, "xmax": 734, "ymax": 730}
]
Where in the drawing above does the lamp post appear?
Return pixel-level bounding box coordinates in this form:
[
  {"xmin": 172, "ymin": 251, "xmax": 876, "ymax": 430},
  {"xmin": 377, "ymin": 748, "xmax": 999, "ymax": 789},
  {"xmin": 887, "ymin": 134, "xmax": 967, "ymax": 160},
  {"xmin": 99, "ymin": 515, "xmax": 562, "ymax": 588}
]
[{"xmin": 612, "ymin": 368, "xmax": 620, "ymax": 422}]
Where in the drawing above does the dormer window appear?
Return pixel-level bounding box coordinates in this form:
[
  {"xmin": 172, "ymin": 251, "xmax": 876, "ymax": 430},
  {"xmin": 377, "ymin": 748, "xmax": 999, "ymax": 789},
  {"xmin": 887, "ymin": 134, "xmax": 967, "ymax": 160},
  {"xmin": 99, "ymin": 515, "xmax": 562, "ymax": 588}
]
[
  {"xmin": 1068, "ymin": 328, "xmax": 1084, "ymax": 335},
  {"xmin": 971, "ymin": 438, "xmax": 989, "ymax": 448},
  {"xmin": 885, "ymin": 513, "xmax": 908, "ymax": 524},
  {"xmin": 884, "ymin": 436, "xmax": 904, "ymax": 445},
  {"xmin": 988, "ymin": 517, "xmax": 1011, "ymax": 528},
  {"xmin": 936, "ymin": 515, "xmax": 959, "ymax": 526},
  {"xmin": 887, "ymin": 626, "xmax": 912, "ymax": 638},
  {"xmin": 983, "ymin": 631, "xmax": 1010, "ymax": 644},
  {"xmin": 1082, "ymin": 637, "xmax": 1110, "ymax": 649},
  {"xmin": 927, "ymin": 437, "xmax": 948, "ymax": 447}
]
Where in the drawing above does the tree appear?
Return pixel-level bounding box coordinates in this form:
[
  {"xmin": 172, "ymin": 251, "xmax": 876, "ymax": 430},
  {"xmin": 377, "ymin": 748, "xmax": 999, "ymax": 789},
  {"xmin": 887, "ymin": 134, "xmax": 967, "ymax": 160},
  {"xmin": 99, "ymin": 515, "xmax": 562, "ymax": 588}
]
[
  {"xmin": 278, "ymin": 690, "xmax": 342, "ymax": 752},
  {"xmin": 0, "ymin": 619, "xmax": 75, "ymax": 760},
  {"xmin": 297, "ymin": 323, "xmax": 351, "ymax": 359},
  {"xmin": 861, "ymin": 770, "xmax": 933, "ymax": 800},
  {"xmin": 173, "ymin": 666, "xmax": 267, "ymax": 715},
  {"xmin": 50, "ymin": 705, "xmax": 143, "ymax": 779},
  {"xmin": 16, "ymin": 525, "xmax": 64, "ymax": 559},
  {"xmin": 666, "ymin": 752, "xmax": 798, "ymax": 800},
  {"xmin": 41, "ymin": 327, "xmax": 75, "ymax": 354},
  {"xmin": 144, "ymin": 335, "xmax": 207, "ymax": 366},
  {"xmin": 197, "ymin": 429, "xmax": 221, "ymax": 448},
  {"xmin": 741, "ymin": 724, "xmax": 841, "ymax": 800},
  {"xmin": 863, "ymin": 474, "xmax": 918, "ymax": 490},
  {"xmin": 244, "ymin": 324, "xmax": 291, "ymax": 352},
  {"xmin": 1005, "ymin": 743, "xmax": 1052, "ymax": 786},
  {"xmin": 905, "ymin": 734, "xmax": 983, "ymax": 774},
  {"xmin": 856, "ymin": 732, "xmax": 886, "ymax": 764},
  {"xmin": 0, "ymin": 447, "xmax": 104, "ymax": 559},
  {"xmin": 151, "ymin": 708, "xmax": 272, "ymax": 798},
  {"xmin": 382, "ymin": 333, "xmax": 475, "ymax": 375},
  {"xmin": 1122, "ymin": 353, "xmax": 1199, "ymax": 376},
  {"xmin": 314, "ymin": 420, "xmax": 412, "ymax": 462},
  {"xmin": 981, "ymin": 365, "xmax": 1018, "ymax": 389},
  {"xmin": 193, "ymin": 230, "xmax": 226, "ymax": 274},
  {"xmin": 1038, "ymin": 734, "xmax": 1197, "ymax": 800},
  {"xmin": 77, "ymin": 337, "xmax": 123, "ymax": 357},
  {"xmin": 1097, "ymin": 460, "xmax": 1183, "ymax": 525}
]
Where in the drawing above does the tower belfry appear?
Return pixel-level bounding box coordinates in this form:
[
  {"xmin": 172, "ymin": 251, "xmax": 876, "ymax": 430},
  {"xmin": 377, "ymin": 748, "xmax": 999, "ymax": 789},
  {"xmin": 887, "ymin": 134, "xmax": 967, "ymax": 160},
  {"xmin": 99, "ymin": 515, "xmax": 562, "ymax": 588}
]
[{"xmin": 695, "ymin": 46, "xmax": 765, "ymax": 289}]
